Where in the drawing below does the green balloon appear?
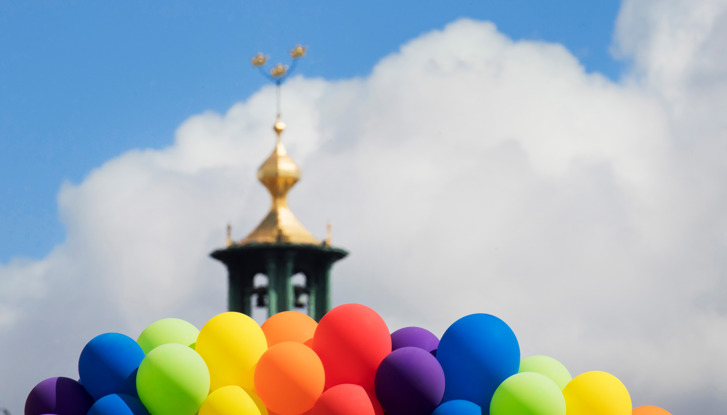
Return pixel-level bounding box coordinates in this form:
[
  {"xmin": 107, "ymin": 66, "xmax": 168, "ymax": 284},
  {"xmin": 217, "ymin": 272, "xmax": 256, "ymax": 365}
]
[
  {"xmin": 519, "ymin": 355, "xmax": 572, "ymax": 390},
  {"xmin": 137, "ymin": 343, "xmax": 211, "ymax": 415},
  {"xmin": 137, "ymin": 318, "xmax": 199, "ymax": 354},
  {"xmin": 490, "ymin": 372, "xmax": 566, "ymax": 415}
]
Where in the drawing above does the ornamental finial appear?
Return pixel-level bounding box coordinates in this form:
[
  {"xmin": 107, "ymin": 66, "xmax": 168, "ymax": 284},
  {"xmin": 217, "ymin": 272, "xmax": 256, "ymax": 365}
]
[
  {"xmin": 270, "ymin": 63, "xmax": 288, "ymax": 78},
  {"xmin": 251, "ymin": 53, "xmax": 268, "ymax": 67},
  {"xmin": 273, "ymin": 114, "xmax": 286, "ymax": 140},
  {"xmin": 251, "ymin": 44, "xmax": 306, "ymax": 86},
  {"xmin": 251, "ymin": 45, "xmax": 307, "ymax": 119},
  {"xmin": 290, "ymin": 45, "xmax": 306, "ymax": 59},
  {"xmin": 325, "ymin": 221, "xmax": 332, "ymax": 246}
]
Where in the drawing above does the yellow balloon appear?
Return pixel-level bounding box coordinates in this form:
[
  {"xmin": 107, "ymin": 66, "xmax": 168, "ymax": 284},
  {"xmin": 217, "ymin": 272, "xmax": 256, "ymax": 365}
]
[
  {"xmin": 196, "ymin": 312, "xmax": 268, "ymax": 391},
  {"xmin": 199, "ymin": 385, "xmax": 262, "ymax": 415},
  {"xmin": 563, "ymin": 371, "xmax": 631, "ymax": 415}
]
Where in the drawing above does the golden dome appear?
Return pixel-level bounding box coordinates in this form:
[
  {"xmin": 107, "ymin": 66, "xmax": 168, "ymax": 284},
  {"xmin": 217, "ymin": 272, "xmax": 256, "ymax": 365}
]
[{"xmin": 239, "ymin": 116, "xmax": 319, "ymax": 245}]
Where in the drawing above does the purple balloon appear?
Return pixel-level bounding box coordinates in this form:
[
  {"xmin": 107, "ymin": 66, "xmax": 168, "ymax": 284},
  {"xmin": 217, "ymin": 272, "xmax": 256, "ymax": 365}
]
[
  {"xmin": 25, "ymin": 377, "xmax": 94, "ymax": 415},
  {"xmin": 375, "ymin": 346, "xmax": 445, "ymax": 415},
  {"xmin": 391, "ymin": 326, "xmax": 439, "ymax": 353}
]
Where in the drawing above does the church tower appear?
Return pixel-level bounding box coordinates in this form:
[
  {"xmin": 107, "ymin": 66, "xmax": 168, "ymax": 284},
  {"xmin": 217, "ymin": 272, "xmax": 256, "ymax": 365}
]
[{"xmin": 210, "ymin": 46, "xmax": 347, "ymax": 321}]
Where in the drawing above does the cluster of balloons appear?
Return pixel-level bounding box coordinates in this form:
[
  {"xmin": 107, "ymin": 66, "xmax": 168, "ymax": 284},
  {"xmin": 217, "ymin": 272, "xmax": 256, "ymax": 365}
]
[{"xmin": 26, "ymin": 303, "xmax": 671, "ymax": 415}]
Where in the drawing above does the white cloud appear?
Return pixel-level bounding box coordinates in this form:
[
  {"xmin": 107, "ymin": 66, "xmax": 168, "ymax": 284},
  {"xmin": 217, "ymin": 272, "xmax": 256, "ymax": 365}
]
[{"xmin": 3, "ymin": 2, "xmax": 727, "ymax": 413}]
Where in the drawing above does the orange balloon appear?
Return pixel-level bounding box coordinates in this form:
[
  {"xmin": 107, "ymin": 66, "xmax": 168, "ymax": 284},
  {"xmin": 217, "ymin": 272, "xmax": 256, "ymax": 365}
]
[
  {"xmin": 633, "ymin": 406, "xmax": 671, "ymax": 415},
  {"xmin": 262, "ymin": 311, "xmax": 318, "ymax": 346},
  {"xmin": 310, "ymin": 384, "xmax": 375, "ymax": 415},
  {"xmin": 254, "ymin": 341, "xmax": 325, "ymax": 415},
  {"xmin": 312, "ymin": 303, "xmax": 391, "ymax": 390},
  {"xmin": 247, "ymin": 389, "xmax": 269, "ymax": 415}
]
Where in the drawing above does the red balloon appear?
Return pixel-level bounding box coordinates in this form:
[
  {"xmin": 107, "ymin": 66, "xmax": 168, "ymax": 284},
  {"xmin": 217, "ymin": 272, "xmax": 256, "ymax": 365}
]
[
  {"xmin": 313, "ymin": 304, "xmax": 391, "ymax": 390},
  {"xmin": 633, "ymin": 406, "xmax": 671, "ymax": 415},
  {"xmin": 311, "ymin": 384, "xmax": 375, "ymax": 415},
  {"xmin": 366, "ymin": 388, "xmax": 384, "ymax": 415}
]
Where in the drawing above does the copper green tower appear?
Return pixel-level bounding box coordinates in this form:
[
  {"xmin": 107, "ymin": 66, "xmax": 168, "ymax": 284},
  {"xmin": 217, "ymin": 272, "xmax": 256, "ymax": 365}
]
[{"xmin": 211, "ymin": 46, "xmax": 347, "ymax": 321}]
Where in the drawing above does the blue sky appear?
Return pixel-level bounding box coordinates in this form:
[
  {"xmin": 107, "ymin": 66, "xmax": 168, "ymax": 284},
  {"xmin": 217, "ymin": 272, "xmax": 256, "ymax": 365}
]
[{"xmin": 0, "ymin": 0, "xmax": 622, "ymax": 262}]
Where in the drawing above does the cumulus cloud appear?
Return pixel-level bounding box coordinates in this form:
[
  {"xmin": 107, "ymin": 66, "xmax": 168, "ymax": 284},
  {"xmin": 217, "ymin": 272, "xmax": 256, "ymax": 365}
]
[{"xmin": 2, "ymin": 1, "xmax": 727, "ymax": 413}]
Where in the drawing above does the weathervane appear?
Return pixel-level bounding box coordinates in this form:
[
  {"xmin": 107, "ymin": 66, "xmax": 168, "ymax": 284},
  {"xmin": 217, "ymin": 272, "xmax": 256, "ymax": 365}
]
[{"xmin": 251, "ymin": 45, "xmax": 306, "ymax": 117}]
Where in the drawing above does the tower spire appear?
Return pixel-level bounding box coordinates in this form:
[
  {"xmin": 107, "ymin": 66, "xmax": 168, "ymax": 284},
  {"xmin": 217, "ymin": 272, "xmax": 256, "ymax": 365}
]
[
  {"xmin": 238, "ymin": 45, "xmax": 317, "ymax": 245},
  {"xmin": 211, "ymin": 46, "xmax": 347, "ymax": 321},
  {"xmin": 239, "ymin": 113, "xmax": 318, "ymax": 245}
]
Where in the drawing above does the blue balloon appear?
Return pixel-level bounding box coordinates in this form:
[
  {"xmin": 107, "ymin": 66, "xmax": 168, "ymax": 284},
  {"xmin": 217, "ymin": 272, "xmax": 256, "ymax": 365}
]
[
  {"xmin": 88, "ymin": 394, "xmax": 149, "ymax": 415},
  {"xmin": 436, "ymin": 314, "xmax": 519, "ymax": 410},
  {"xmin": 431, "ymin": 399, "xmax": 482, "ymax": 415},
  {"xmin": 79, "ymin": 333, "xmax": 145, "ymax": 400}
]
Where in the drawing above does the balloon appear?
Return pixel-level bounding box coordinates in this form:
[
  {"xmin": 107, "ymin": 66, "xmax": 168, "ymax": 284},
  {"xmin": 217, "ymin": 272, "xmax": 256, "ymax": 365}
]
[
  {"xmin": 196, "ymin": 312, "xmax": 268, "ymax": 391},
  {"xmin": 436, "ymin": 313, "xmax": 520, "ymax": 407},
  {"xmin": 136, "ymin": 343, "xmax": 210, "ymax": 415},
  {"xmin": 390, "ymin": 327, "xmax": 439, "ymax": 353},
  {"xmin": 431, "ymin": 400, "xmax": 481, "ymax": 415},
  {"xmin": 366, "ymin": 387, "xmax": 384, "ymax": 415},
  {"xmin": 199, "ymin": 385, "xmax": 261, "ymax": 415},
  {"xmin": 563, "ymin": 371, "xmax": 631, "ymax": 415},
  {"xmin": 262, "ymin": 311, "xmax": 318, "ymax": 346},
  {"xmin": 136, "ymin": 318, "xmax": 199, "ymax": 354},
  {"xmin": 312, "ymin": 303, "xmax": 391, "ymax": 390},
  {"xmin": 78, "ymin": 333, "xmax": 145, "ymax": 400},
  {"xmin": 87, "ymin": 394, "xmax": 149, "ymax": 415},
  {"xmin": 632, "ymin": 406, "xmax": 671, "ymax": 415},
  {"xmin": 374, "ymin": 346, "xmax": 445, "ymax": 415},
  {"xmin": 254, "ymin": 341, "xmax": 325, "ymax": 415},
  {"xmin": 310, "ymin": 384, "xmax": 375, "ymax": 415},
  {"xmin": 490, "ymin": 372, "xmax": 565, "ymax": 415},
  {"xmin": 247, "ymin": 390, "xmax": 270, "ymax": 415},
  {"xmin": 519, "ymin": 355, "xmax": 572, "ymax": 390},
  {"xmin": 25, "ymin": 377, "xmax": 94, "ymax": 415}
]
